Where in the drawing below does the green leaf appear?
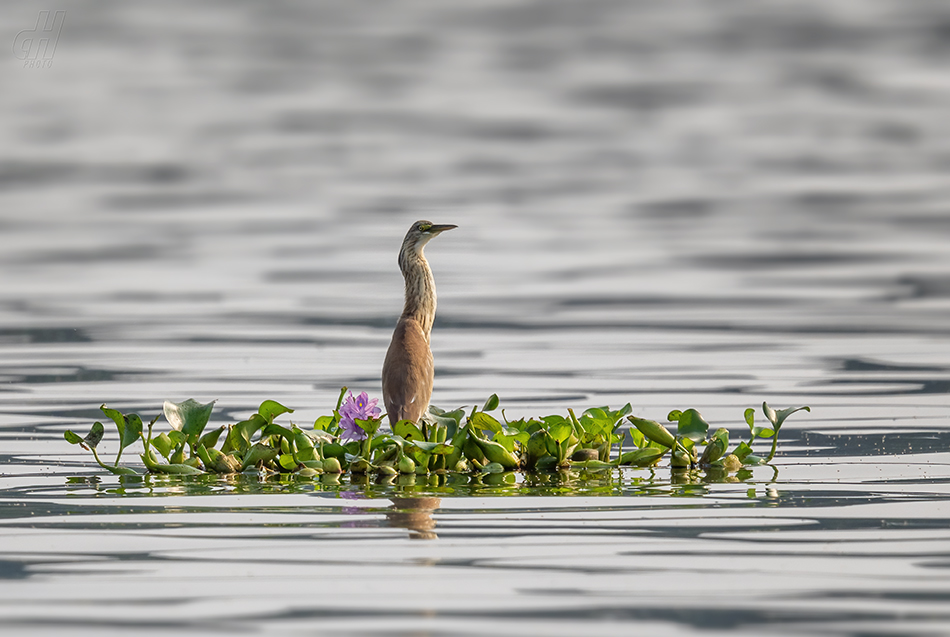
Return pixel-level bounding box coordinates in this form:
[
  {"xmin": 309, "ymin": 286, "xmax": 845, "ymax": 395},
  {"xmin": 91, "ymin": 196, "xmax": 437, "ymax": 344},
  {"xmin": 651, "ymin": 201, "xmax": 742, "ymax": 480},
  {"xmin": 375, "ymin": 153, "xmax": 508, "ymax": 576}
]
[
  {"xmin": 470, "ymin": 412, "xmax": 502, "ymax": 435},
  {"xmin": 700, "ymin": 428, "xmax": 729, "ymax": 465},
  {"xmin": 763, "ymin": 403, "xmax": 811, "ymax": 432},
  {"xmin": 99, "ymin": 404, "xmax": 125, "ymax": 429},
  {"xmin": 241, "ymin": 443, "xmax": 279, "ymax": 470},
  {"xmin": 491, "ymin": 433, "xmax": 514, "ymax": 454},
  {"xmin": 313, "ymin": 415, "xmax": 335, "ymax": 431},
  {"xmin": 104, "ymin": 465, "xmax": 138, "ymax": 476},
  {"xmin": 259, "ymin": 400, "xmax": 293, "ymax": 424},
  {"xmin": 732, "ymin": 441, "xmax": 754, "ymax": 462},
  {"xmin": 482, "ymin": 394, "xmax": 500, "ymax": 412},
  {"xmin": 122, "ymin": 414, "xmax": 144, "ymax": 451},
  {"xmin": 164, "ymin": 399, "xmax": 216, "ymax": 438},
  {"xmin": 618, "ymin": 447, "xmax": 666, "ymax": 466},
  {"xmin": 228, "ymin": 413, "xmax": 266, "ymax": 454},
  {"xmin": 751, "ymin": 424, "xmax": 775, "ymax": 439},
  {"xmin": 407, "ymin": 440, "xmax": 453, "ymax": 455},
  {"xmin": 667, "ymin": 409, "xmax": 683, "ymax": 422},
  {"xmin": 429, "ymin": 410, "xmax": 462, "ymax": 440},
  {"xmin": 747, "ymin": 406, "xmax": 774, "ymax": 439},
  {"xmin": 354, "ymin": 417, "xmax": 382, "ymax": 437},
  {"xmin": 393, "ymin": 419, "xmax": 425, "ymax": 441},
  {"xmin": 547, "ymin": 421, "xmax": 574, "ymax": 443},
  {"xmin": 321, "ymin": 442, "xmax": 347, "ymax": 461},
  {"xmin": 98, "ymin": 405, "xmax": 141, "ymax": 452},
  {"xmin": 261, "ymin": 423, "xmax": 295, "ymax": 440},
  {"xmin": 628, "ymin": 427, "xmax": 646, "ymax": 449},
  {"xmin": 278, "ymin": 453, "xmax": 298, "ymax": 471},
  {"xmin": 151, "ymin": 432, "xmax": 176, "ymax": 459},
  {"xmin": 83, "ymin": 422, "xmax": 105, "ymax": 449},
  {"xmin": 197, "ymin": 426, "xmax": 225, "ymax": 449},
  {"xmin": 742, "ymin": 454, "xmax": 767, "ymax": 466},
  {"xmin": 64, "ymin": 430, "xmax": 84, "ymax": 445},
  {"xmin": 627, "ymin": 416, "xmax": 676, "ymax": 448},
  {"xmin": 676, "ymin": 409, "xmax": 709, "ymax": 442},
  {"xmin": 491, "ymin": 429, "xmax": 528, "ymax": 454}
]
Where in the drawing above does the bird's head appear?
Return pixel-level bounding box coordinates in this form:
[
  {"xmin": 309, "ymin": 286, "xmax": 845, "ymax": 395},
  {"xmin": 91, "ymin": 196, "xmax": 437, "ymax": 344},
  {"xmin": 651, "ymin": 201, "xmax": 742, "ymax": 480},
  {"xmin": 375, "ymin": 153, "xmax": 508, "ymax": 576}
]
[{"xmin": 402, "ymin": 220, "xmax": 457, "ymax": 256}]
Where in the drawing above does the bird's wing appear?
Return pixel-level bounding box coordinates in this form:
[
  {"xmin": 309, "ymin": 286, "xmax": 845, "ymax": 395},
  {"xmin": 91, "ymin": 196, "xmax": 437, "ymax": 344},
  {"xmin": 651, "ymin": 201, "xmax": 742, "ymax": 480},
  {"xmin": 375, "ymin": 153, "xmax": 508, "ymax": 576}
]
[{"xmin": 382, "ymin": 318, "xmax": 434, "ymax": 425}]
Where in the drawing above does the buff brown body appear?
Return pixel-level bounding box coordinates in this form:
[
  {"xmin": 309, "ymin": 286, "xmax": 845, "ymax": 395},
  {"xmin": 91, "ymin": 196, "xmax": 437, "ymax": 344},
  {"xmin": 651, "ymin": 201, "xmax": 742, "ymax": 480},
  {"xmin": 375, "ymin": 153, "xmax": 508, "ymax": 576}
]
[{"xmin": 382, "ymin": 221, "xmax": 456, "ymax": 426}]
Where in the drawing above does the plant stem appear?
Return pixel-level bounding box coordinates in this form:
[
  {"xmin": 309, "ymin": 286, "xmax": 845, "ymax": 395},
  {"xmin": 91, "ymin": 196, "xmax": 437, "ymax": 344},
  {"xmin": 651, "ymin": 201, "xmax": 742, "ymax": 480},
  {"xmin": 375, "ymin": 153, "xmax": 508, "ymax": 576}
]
[
  {"xmin": 90, "ymin": 446, "xmax": 110, "ymax": 471},
  {"xmin": 765, "ymin": 433, "xmax": 780, "ymax": 464}
]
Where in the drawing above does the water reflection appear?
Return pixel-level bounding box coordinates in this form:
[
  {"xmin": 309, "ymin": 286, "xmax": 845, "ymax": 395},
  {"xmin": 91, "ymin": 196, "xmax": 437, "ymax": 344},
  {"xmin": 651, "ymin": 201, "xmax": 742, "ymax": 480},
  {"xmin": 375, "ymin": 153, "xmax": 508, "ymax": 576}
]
[
  {"xmin": 56, "ymin": 464, "xmax": 780, "ymax": 502},
  {"xmin": 386, "ymin": 497, "xmax": 441, "ymax": 540}
]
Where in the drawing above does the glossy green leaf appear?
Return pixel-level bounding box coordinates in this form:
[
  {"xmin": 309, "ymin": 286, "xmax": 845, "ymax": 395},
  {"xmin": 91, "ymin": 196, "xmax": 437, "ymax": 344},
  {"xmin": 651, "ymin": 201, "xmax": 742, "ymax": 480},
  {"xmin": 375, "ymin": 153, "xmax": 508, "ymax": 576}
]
[
  {"xmin": 493, "ymin": 429, "xmax": 529, "ymax": 454},
  {"xmin": 83, "ymin": 421, "xmax": 105, "ymax": 449},
  {"xmin": 151, "ymin": 432, "xmax": 176, "ymax": 459},
  {"xmin": 482, "ymin": 393, "xmax": 500, "ymax": 412},
  {"xmin": 104, "ymin": 465, "xmax": 138, "ymax": 476},
  {"xmin": 732, "ymin": 441, "xmax": 754, "ymax": 462},
  {"xmin": 163, "ymin": 399, "xmax": 216, "ymax": 438},
  {"xmin": 193, "ymin": 426, "xmax": 221, "ymax": 449},
  {"xmin": 470, "ymin": 412, "xmax": 502, "ymax": 434},
  {"xmin": 64, "ymin": 430, "xmax": 85, "ymax": 445},
  {"xmin": 667, "ymin": 409, "xmax": 683, "ymax": 422},
  {"xmin": 676, "ymin": 409, "xmax": 709, "ymax": 442},
  {"xmin": 407, "ymin": 440, "xmax": 453, "ymax": 455},
  {"xmin": 98, "ymin": 405, "xmax": 141, "ymax": 452},
  {"xmin": 746, "ymin": 407, "xmax": 774, "ymax": 438},
  {"xmin": 321, "ymin": 442, "xmax": 347, "ymax": 461},
  {"xmin": 278, "ymin": 453, "xmax": 298, "ymax": 470},
  {"xmin": 627, "ymin": 416, "xmax": 676, "ymax": 448},
  {"xmin": 242, "ymin": 442, "xmax": 279, "ymax": 470},
  {"xmin": 261, "ymin": 423, "xmax": 295, "ymax": 440},
  {"xmin": 628, "ymin": 427, "xmax": 646, "ymax": 449},
  {"xmin": 618, "ymin": 447, "xmax": 666, "ymax": 466},
  {"xmin": 429, "ymin": 411, "xmax": 461, "ymax": 439},
  {"xmin": 742, "ymin": 454, "xmax": 767, "ymax": 466},
  {"xmin": 229, "ymin": 413, "xmax": 266, "ymax": 454},
  {"xmin": 700, "ymin": 428, "xmax": 729, "ymax": 465},
  {"xmin": 313, "ymin": 415, "xmax": 335, "ymax": 431},
  {"xmin": 547, "ymin": 421, "xmax": 574, "ymax": 443},
  {"xmin": 152, "ymin": 462, "xmax": 204, "ymax": 475},
  {"xmin": 394, "ymin": 419, "xmax": 425, "ymax": 441},
  {"xmin": 259, "ymin": 399, "xmax": 293, "ymax": 424},
  {"xmin": 763, "ymin": 403, "xmax": 811, "ymax": 432}
]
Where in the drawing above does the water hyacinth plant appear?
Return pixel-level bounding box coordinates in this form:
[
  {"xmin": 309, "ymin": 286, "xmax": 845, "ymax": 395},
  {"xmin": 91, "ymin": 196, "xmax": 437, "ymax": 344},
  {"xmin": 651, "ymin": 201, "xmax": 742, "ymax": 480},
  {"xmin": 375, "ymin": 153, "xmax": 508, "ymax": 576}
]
[
  {"xmin": 339, "ymin": 391, "xmax": 382, "ymax": 441},
  {"xmin": 65, "ymin": 388, "xmax": 809, "ymax": 481}
]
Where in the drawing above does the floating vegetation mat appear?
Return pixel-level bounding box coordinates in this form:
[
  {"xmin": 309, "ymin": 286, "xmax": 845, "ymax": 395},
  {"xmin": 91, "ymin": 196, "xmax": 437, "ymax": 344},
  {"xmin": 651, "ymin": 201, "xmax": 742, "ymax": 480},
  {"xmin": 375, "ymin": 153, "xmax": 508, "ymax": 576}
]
[{"xmin": 64, "ymin": 388, "xmax": 809, "ymax": 490}]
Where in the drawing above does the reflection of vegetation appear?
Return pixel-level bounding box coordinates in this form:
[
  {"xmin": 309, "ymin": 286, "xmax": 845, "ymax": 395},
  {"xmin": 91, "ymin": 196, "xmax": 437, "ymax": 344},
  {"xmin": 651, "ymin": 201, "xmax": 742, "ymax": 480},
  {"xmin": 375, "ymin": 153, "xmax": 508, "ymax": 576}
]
[
  {"xmin": 59, "ymin": 463, "xmax": 781, "ymax": 504},
  {"xmin": 64, "ymin": 389, "xmax": 808, "ymax": 493}
]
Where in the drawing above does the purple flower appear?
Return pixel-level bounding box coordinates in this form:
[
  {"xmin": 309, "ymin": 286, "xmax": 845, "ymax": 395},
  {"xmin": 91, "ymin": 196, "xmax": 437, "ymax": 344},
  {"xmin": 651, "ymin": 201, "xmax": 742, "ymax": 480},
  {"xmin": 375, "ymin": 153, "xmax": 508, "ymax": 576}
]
[{"xmin": 339, "ymin": 391, "xmax": 381, "ymax": 441}]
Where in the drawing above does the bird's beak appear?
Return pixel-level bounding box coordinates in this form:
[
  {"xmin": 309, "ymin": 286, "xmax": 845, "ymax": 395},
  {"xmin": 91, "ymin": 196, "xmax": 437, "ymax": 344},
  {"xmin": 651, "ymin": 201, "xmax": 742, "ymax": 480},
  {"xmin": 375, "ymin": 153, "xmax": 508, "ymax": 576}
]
[{"xmin": 429, "ymin": 224, "xmax": 457, "ymax": 235}]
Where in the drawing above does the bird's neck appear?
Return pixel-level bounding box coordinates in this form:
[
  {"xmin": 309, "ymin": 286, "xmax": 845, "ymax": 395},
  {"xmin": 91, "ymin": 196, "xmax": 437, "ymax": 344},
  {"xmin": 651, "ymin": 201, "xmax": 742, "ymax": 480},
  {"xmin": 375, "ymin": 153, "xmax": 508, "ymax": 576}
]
[{"xmin": 400, "ymin": 249, "xmax": 437, "ymax": 340}]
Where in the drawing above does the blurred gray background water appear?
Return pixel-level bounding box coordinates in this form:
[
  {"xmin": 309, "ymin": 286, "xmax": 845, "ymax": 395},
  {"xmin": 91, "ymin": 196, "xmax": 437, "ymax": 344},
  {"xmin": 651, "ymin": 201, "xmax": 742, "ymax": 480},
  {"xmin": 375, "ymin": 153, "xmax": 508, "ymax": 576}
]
[
  {"xmin": 3, "ymin": 1, "xmax": 950, "ymax": 635},
  {"xmin": 2, "ymin": 0, "xmax": 950, "ymax": 421}
]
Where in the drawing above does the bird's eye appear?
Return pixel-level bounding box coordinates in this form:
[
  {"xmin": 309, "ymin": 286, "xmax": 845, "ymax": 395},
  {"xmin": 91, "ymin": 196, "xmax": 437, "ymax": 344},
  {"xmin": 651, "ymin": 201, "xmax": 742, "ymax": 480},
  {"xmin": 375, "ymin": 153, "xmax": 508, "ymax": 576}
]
[{"xmin": 419, "ymin": 223, "xmax": 432, "ymax": 232}]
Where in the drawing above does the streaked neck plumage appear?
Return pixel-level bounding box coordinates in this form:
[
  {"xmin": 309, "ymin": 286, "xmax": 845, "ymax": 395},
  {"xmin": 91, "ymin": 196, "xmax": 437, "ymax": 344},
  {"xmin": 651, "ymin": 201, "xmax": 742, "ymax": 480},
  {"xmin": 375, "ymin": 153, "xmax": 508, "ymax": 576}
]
[{"xmin": 399, "ymin": 241, "xmax": 437, "ymax": 341}]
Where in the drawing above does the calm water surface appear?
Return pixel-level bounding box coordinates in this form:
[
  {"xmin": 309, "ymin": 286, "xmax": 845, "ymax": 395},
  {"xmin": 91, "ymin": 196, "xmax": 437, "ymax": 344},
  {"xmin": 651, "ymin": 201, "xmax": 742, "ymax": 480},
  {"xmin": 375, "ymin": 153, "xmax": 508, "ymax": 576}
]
[{"xmin": 2, "ymin": 1, "xmax": 950, "ymax": 635}]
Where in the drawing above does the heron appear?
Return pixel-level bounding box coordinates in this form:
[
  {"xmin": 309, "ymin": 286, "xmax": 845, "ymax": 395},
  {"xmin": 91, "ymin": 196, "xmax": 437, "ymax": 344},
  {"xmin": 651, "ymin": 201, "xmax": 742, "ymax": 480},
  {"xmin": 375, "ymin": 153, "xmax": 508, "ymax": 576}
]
[{"xmin": 382, "ymin": 220, "xmax": 456, "ymax": 426}]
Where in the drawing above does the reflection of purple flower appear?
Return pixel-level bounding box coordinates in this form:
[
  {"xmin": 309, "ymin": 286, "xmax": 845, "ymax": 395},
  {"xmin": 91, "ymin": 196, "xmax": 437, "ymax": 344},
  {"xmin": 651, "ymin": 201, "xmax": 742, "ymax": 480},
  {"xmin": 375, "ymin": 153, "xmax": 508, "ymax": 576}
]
[{"xmin": 339, "ymin": 391, "xmax": 381, "ymax": 441}]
